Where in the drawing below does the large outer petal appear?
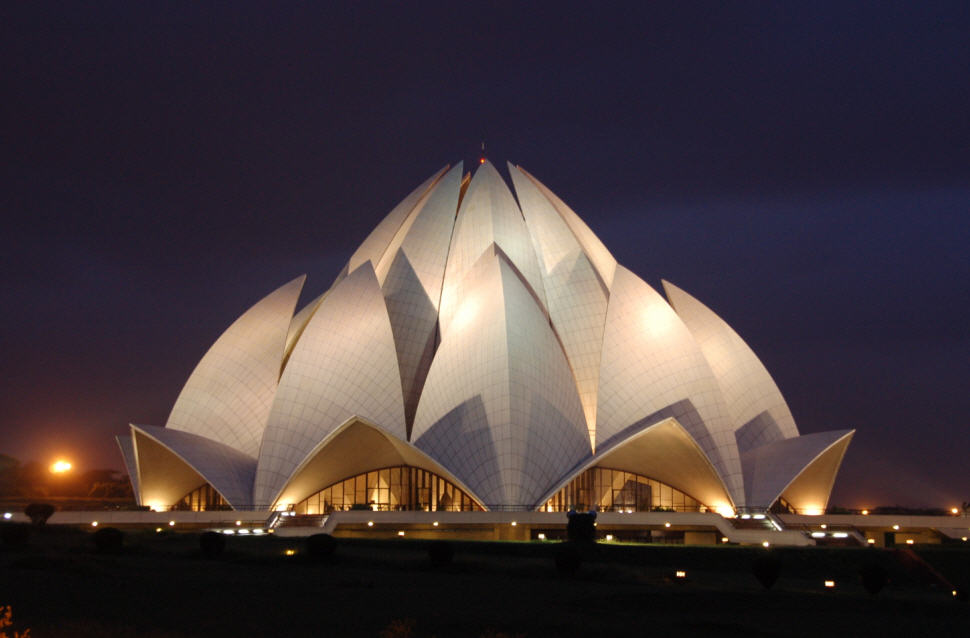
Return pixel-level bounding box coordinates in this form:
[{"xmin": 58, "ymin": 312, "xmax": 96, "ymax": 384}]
[
  {"xmin": 131, "ymin": 423, "xmax": 257, "ymax": 510},
  {"xmin": 438, "ymin": 161, "xmax": 547, "ymax": 339},
  {"xmin": 412, "ymin": 249, "xmax": 590, "ymax": 510},
  {"xmin": 510, "ymin": 164, "xmax": 608, "ymax": 451},
  {"xmin": 742, "ymin": 429, "xmax": 854, "ymax": 510},
  {"xmin": 375, "ymin": 164, "xmax": 463, "ymax": 434},
  {"xmin": 165, "ymin": 275, "xmax": 305, "ymax": 457},
  {"xmin": 662, "ymin": 280, "xmax": 799, "ymax": 442},
  {"xmin": 597, "ymin": 266, "xmax": 744, "ymax": 506},
  {"xmin": 254, "ymin": 263, "xmax": 406, "ymax": 508}
]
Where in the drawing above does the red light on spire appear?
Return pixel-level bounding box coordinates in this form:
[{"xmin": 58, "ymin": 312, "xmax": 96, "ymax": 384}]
[{"xmin": 479, "ymin": 156, "xmax": 485, "ymax": 164}]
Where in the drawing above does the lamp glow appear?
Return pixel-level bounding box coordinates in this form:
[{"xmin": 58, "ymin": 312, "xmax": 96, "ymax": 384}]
[
  {"xmin": 50, "ymin": 460, "xmax": 72, "ymax": 473},
  {"xmin": 824, "ymin": 580, "xmax": 835, "ymax": 588}
]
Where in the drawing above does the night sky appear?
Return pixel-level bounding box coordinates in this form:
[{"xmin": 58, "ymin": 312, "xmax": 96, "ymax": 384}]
[{"xmin": 3, "ymin": 3, "xmax": 968, "ymax": 508}]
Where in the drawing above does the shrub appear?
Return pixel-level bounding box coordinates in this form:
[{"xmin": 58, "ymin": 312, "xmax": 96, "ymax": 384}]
[
  {"xmin": 554, "ymin": 543, "xmax": 582, "ymax": 576},
  {"xmin": 751, "ymin": 553, "xmax": 781, "ymax": 590},
  {"xmin": 92, "ymin": 527, "xmax": 125, "ymax": 553},
  {"xmin": 305, "ymin": 533, "xmax": 337, "ymax": 560},
  {"xmin": 0, "ymin": 523, "xmax": 30, "ymax": 547},
  {"xmin": 24, "ymin": 503, "xmax": 55, "ymax": 526},
  {"xmin": 859, "ymin": 563, "xmax": 888, "ymax": 595},
  {"xmin": 427, "ymin": 540, "xmax": 454, "ymax": 567},
  {"xmin": 566, "ymin": 510, "xmax": 596, "ymax": 543},
  {"xmin": 199, "ymin": 531, "xmax": 226, "ymax": 558}
]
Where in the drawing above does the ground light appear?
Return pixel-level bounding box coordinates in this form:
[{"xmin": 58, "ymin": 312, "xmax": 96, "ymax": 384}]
[
  {"xmin": 605, "ymin": 534, "xmax": 613, "ymax": 541},
  {"xmin": 537, "ymin": 533, "xmax": 546, "ymax": 540},
  {"xmin": 2, "ymin": 513, "xmax": 11, "ymax": 520},
  {"xmin": 91, "ymin": 521, "xmax": 98, "ymax": 527},
  {"xmin": 284, "ymin": 549, "xmax": 296, "ymax": 556},
  {"xmin": 367, "ymin": 521, "xmax": 373, "ymax": 527},
  {"xmin": 762, "ymin": 541, "xmax": 770, "ymax": 548},
  {"xmin": 867, "ymin": 538, "xmax": 876, "ymax": 544},
  {"xmin": 675, "ymin": 570, "xmax": 687, "ymax": 579},
  {"xmin": 952, "ymin": 507, "xmax": 960, "ymax": 515},
  {"xmin": 824, "ymin": 580, "xmax": 835, "ymax": 588},
  {"xmin": 862, "ymin": 509, "xmax": 869, "ymax": 515},
  {"xmin": 398, "ymin": 531, "xmax": 405, "ymax": 536}
]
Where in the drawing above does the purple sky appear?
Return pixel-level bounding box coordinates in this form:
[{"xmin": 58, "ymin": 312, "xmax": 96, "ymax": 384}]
[{"xmin": 2, "ymin": 3, "xmax": 968, "ymax": 508}]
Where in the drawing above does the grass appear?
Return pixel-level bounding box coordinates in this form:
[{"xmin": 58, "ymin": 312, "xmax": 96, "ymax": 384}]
[{"xmin": 2, "ymin": 525, "xmax": 969, "ymax": 637}]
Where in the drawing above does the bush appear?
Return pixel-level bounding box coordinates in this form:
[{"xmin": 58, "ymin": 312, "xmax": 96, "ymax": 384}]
[
  {"xmin": 306, "ymin": 533, "xmax": 337, "ymax": 561},
  {"xmin": 427, "ymin": 540, "xmax": 454, "ymax": 567},
  {"xmin": 199, "ymin": 531, "xmax": 226, "ymax": 558},
  {"xmin": 751, "ymin": 553, "xmax": 781, "ymax": 590},
  {"xmin": 0, "ymin": 523, "xmax": 30, "ymax": 547},
  {"xmin": 92, "ymin": 527, "xmax": 125, "ymax": 553},
  {"xmin": 859, "ymin": 563, "xmax": 888, "ymax": 595},
  {"xmin": 566, "ymin": 510, "xmax": 596, "ymax": 543},
  {"xmin": 554, "ymin": 543, "xmax": 582, "ymax": 576},
  {"xmin": 24, "ymin": 503, "xmax": 55, "ymax": 526}
]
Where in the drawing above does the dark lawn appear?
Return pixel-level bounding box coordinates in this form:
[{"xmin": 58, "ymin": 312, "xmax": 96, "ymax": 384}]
[{"xmin": 2, "ymin": 526, "xmax": 969, "ymax": 637}]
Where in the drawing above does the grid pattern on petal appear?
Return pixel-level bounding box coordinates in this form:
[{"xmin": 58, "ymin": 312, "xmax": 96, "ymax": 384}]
[
  {"xmin": 254, "ymin": 264, "xmax": 406, "ymax": 507},
  {"xmin": 596, "ymin": 266, "xmax": 744, "ymax": 505},
  {"xmin": 413, "ymin": 255, "xmax": 589, "ymax": 509},
  {"xmin": 663, "ymin": 280, "xmax": 799, "ymax": 441},
  {"xmin": 345, "ymin": 166, "xmax": 447, "ymax": 274},
  {"xmin": 134, "ymin": 424, "xmax": 257, "ymax": 509},
  {"xmin": 438, "ymin": 162, "xmax": 547, "ymax": 340},
  {"xmin": 511, "ymin": 165, "xmax": 609, "ymax": 450},
  {"xmin": 166, "ymin": 276, "xmax": 305, "ymax": 458},
  {"xmin": 515, "ymin": 166, "xmax": 617, "ymax": 290},
  {"xmin": 742, "ymin": 430, "xmax": 853, "ymax": 507},
  {"xmin": 377, "ymin": 165, "xmax": 462, "ymax": 433}
]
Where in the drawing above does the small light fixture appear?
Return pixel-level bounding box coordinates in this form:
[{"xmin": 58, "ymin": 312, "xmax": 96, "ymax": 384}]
[
  {"xmin": 433, "ymin": 521, "xmax": 439, "ymax": 527},
  {"xmin": 867, "ymin": 538, "xmax": 876, "ymax": 544},
  {"xmin": 762, "ymin": 541, "xmax": 770, "ymax": 548},
  {"xmin": 235, "ymin": 520, "xmax": 242, "ymax": 526},
  {"xmin": 238, "ymin": 529, "xmax": 250, "ymax": 535},
  {"xmin": 953, "ymin": 590, "xmax": 960, "ymax": 597},
  {"xmin": 284, "ymin": 549, "xmax": 296, "ymax": 556},
  {"xmin": 952, "ymin": 507, "xmax": 960, "ymax": 515},
  {"xmin": 721, "ymin": 536, "xmax": 729, "ymax": 543},
  {"xmin": 605, "ymin": 534, "xmax": 614, "ymax": 541},
  {"xmin": 824, "ymin": 580, "xmax": 835, "ymax": 588},
  {"xmin": 820, "ymin": 524, "xmax": 827, "ymax": 529},
  {"xmin": 741, "ymin": 514, "xmax": 751, "ymax": 520},
  {"xmin": 169, "ymin": 520, "xmax": 175, "ymax": 527},
  {"xmin": 906, "ymin": 539, "xmax": 915, "ymax": 545},
  {"xmin": 675, "ymin": 570, "xmax": 687, "ymax": 578},
  {"xmin": 367, "ymin": 521, "xmax": 373, "ymax": 527},
  {"xmin": 2, "ymin": 512, "xmax": 11, "ymax": 520},
  {"xmin": 398, "ymin": 530, "xmax": 405, "ymax": 536},
  {"xmin": 511, "ymin": 521, "xmax": 517, "ymax": 526},
  {"xmin": 91, "ymin": 521, "xmax": 98, "ymax": 527},
  {"xmin": 664, "ymin": 522, "xmax": 671, "ymax": 528},
  {"xmin": 223, "ymin": 529, "xmax": 235, "ymax": 535},
  {"xmin": 537, "ymin": 533, "xmax": 546, "ymax": 540},
  {"xmin": 811, "ymin": 532, "xmax": 826, "ymax": 538},
  {"xmin": 861, "ymin": 509, "xmax": 869, "ymax": 515},
  {"xmin": 962, "ymin": 537, "xmax": 968, "ymax": 542},
  {"xmin": 892, "ymin": 524, "xmax": 899, "ymax": 530},
  {"xmin": 832, "ymin": 532, "xmax": 848, "ymax": 538},
  {"xmin": 753, "ymin": 514, "xmax": 765, "ymax": 520}
]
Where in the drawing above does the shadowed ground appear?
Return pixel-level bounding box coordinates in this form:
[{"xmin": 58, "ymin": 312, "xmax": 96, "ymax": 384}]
[{"xmin": 3, "ymin": 526, "xmax": 969, "ymax": 637}]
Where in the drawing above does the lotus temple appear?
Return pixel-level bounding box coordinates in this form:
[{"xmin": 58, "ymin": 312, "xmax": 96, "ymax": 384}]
[{"xmin": 109, "ymin": 160, "xmax": 891, "ymax": 545}]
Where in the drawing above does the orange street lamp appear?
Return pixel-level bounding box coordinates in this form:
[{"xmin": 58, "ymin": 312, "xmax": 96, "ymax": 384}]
[{"xmin": 50, "ymin": 460, "xmax": 73, "ymax": 474}]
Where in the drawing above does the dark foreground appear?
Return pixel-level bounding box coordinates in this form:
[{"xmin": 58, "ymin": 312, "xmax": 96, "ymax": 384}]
[{"xmin": 2, "ymin": 526, "xmax": 969, "ymax": 637}]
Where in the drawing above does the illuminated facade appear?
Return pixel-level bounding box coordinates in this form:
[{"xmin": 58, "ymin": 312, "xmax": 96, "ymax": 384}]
[{"xmin": 118, "ymin": 161, "xmax": 853, "ymax": 516}]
